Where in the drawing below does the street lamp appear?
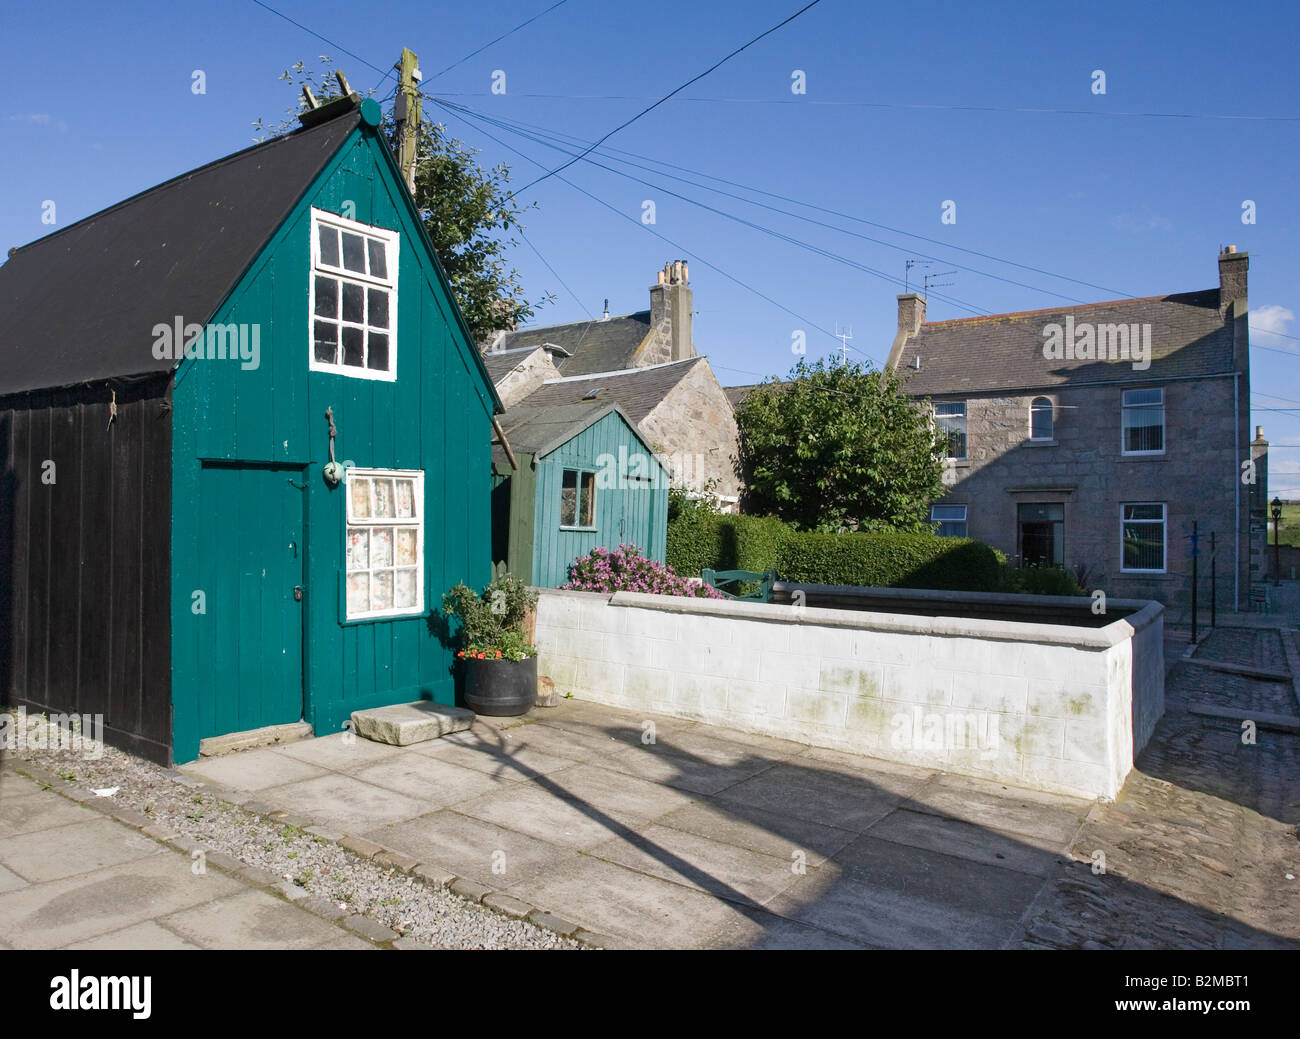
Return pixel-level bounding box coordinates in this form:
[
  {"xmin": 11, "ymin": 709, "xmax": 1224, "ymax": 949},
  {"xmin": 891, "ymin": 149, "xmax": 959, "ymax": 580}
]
[{"xmin": 1271, "ymin": 497, "xmax": 1283, "ymax": 586}]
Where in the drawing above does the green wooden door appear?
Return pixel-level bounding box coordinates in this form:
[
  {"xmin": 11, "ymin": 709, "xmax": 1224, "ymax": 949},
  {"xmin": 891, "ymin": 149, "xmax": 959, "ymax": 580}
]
[{"xmin": 196, "ymin": 464, "xmax": 305, "ymax": 739}]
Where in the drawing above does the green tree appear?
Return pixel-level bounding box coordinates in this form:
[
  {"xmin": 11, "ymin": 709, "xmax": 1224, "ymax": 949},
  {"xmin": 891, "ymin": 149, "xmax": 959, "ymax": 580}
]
[
  {"xmin": 734, "ymin": 357, "xmax": 946, "ymax": 532},
  {"xmin": 254, "ymin": 58, "xmax": 550, "ymax": 342}
]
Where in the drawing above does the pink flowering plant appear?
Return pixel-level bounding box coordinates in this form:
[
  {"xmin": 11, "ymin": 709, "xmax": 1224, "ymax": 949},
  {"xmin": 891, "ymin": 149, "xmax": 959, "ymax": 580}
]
[{"xmin": 562, "ymin": 543, "xmax": 726, "ymax": 599}]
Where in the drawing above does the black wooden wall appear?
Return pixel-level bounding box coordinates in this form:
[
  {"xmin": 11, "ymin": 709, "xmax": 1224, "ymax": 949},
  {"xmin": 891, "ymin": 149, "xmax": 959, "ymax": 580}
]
[{"xmin": 0, "ymin": 376, "xmax": 173, "ymax": 764}]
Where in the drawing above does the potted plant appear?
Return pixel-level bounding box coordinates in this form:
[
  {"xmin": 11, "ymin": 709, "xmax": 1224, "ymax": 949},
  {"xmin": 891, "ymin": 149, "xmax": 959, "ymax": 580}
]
[{"xmin": 441, "ymin": 574, "xmax": 539, "ymax": 717}]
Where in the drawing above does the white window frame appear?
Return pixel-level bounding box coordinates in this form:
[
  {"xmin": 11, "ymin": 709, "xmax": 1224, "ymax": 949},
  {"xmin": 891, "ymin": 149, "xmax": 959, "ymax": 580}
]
[
  {"xmin": 933, "ymin": 400, "xmax": 968, "ymax": 461},
  {"xmin": 344, "ymin": 467, "xmax": 424, "ymax": 620},
  {"xmin": 930, "ymin": 504, "xmax": 968, "ymax": 538},
  {"xmin": 559, "ymin": 468, "xmax": 597, "ymax": 530},
  {"xmin": 1119, "ymin": 502, "xmax": 1167, "ymax": 574},
  {"xmin": 1029, "ymin": 396, "xmax": 1055, "ymax": 441},
  {"xmin": 309, "ymin": 208, "xmax": 399, "ymax": 382},
  {"xmin": 1121, "ymin": 387, "xmax": 1165, "ymax": 456}
]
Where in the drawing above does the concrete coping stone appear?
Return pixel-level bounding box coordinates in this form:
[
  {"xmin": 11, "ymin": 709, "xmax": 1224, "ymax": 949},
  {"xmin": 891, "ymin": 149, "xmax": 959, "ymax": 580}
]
[
  {"xmin": 351, "ymin": 701, "xmax": 476, "ymax": 747},
  {"xmin": 593, "ymin": 589, "xmax": 1163, "ymax": 648}
]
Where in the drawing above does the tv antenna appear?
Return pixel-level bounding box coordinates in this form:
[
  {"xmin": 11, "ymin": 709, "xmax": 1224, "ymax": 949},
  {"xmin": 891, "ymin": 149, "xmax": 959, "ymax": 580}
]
[
  {"xmin": 923, "ymin": 270, "xmax": 956, "ymax": 300},
  {"xmin": 904, "ymin": 259, "xmax": 931, "ymax": 294},
  {"xmin": 833, "ymin": 323, "xmax": 853, "ymax": 364}
]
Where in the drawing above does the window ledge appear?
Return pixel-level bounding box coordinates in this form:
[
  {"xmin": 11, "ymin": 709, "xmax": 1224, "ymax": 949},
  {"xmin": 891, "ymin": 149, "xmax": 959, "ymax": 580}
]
[
  {"xmin": 1119, "ymin": 452, "xmax": 1165, "ymax": 461},
  {"xmin": 1024, "ymin": 439, "xmax": 1058, "ymax": 448},
  {"xmin": 559, "ymin": 526, "xmax": 599, "ymax": 533}
]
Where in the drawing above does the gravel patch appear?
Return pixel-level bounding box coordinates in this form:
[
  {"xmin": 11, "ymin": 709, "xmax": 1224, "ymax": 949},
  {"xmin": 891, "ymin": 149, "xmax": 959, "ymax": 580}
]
[{"xmin": 4, "ymin": 712, "xmax": 584, "ymax": 950}]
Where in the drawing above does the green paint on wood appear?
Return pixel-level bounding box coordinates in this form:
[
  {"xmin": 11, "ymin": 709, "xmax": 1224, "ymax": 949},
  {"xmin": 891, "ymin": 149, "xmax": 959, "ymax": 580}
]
[{"xmin": 170, "ymin": 120, "xmax": 493, "ymax": 763}]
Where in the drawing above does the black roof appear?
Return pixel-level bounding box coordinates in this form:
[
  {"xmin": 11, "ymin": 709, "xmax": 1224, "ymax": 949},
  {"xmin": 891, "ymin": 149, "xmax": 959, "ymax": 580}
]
[
  {"xmin": 507, "ymin": 357, "xmax": 704, "ymax": 426},
  {"xmin": 0, "ymin": 111, "xmax": 362, "ymax": 396},
  {"xmin": 894, "ymin": 290, "xmax": 1236, "ymax": 397},
  {"xmin": 493, "ymin": 400, "xmax": 647, "ymax": 464},
  {"xmin": 494, "ymin": 311, "xmax": 653, "ymax": 376}
]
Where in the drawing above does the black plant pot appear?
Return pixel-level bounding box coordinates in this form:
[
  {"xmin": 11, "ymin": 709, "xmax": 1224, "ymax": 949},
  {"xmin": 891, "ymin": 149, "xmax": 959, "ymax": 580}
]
[{"xmin": 462, "ymin": 654, "xmax": 538, "ymax": 716}]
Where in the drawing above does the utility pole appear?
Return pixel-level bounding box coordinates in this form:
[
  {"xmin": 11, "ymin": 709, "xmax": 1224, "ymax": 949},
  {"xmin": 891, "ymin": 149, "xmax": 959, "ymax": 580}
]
[
  {"xmin": 394, "ymin": 48, "xmax": 422, "ymax": 194},
  {"xmin": 834, "ymin": 324, "xmax": 853, "ymax": 365}
]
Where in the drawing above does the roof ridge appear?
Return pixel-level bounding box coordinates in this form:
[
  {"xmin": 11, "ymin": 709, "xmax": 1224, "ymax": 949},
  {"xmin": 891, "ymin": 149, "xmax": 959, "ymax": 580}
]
[
  {"xmin": 7, "ymin": 113, "xmax": 358, "ymax": 256},
  {"xmin": 921, "ymin": 289, "xmax": 1219, "ymax": 329},
  {"xmin": 541, "ymin": 356, "xmax": 702, "ymax": 383},
  {"xmin": 507, "ymin": 310, "xmax": 651, "ymax": 337}
]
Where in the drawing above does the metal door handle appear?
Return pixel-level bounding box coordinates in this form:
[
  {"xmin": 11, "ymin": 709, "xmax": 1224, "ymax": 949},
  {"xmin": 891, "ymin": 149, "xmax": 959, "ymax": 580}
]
[{"xmin": 293, "ymin": 586, "xmax": 305, "ymax": 602}]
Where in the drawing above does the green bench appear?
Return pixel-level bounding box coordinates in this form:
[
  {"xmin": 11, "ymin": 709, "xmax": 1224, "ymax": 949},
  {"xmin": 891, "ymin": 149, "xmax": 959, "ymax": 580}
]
[{"xmin": 700, "ymin": 568, "xmax": 778, "ymax": 603}]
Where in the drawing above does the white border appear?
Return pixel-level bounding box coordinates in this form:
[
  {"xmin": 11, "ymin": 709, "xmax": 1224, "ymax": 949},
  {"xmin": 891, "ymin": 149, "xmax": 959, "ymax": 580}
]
[
  {"xmin": 1120, "ymin": 387, "xmax": 1164, "ymax": 456},
  {"xmin": 558, "ymin": 467, "xmax": 598, "ymax": 531},
  {"xmin": 1028, "ymin": 395, "xmax": 1054, "ymax": 441},
  {"xmin": 344, "ymin": 466, "xmax": 425, "ymax": 620},
  {"xmin": 308, "ymin": 208, "xmax": 399, "ymax": 382}
]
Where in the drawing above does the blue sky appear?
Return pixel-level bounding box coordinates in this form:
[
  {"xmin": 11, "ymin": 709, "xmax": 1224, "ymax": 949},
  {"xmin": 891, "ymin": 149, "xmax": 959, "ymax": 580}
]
[{"xmin": 3, "ymin": 0, "xmax": 1298, "ymax": 492}]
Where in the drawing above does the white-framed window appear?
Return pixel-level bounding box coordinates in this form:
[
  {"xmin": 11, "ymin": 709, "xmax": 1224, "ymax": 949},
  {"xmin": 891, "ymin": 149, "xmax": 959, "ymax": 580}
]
[
  {"xmin": 560, "ymin": 469, "xmax": 596, "ymax": 528},
  {"xmin": 310, "ymin": 208, "xmax": 399, "ymax": 381},
  {"xmin": 931, "ymin": 504, "xmax": 968, "ymax": 538},
  {"xmin": 1029, "ymin": 396, "xmax": 1054, "ymax": 441},
  {"xmin": 1121, "ymin": 502, "xmax": 1166, "ymax": 573},
  {"xmin": 1121, "ymin": 387, "xmax": 1164, "ymax": 454},
  {"xmin": 344, "ymin": 468, "xmax": 424, "ymax": 619},
  {"xmin": 933, "ymin": 401, "xmax": 967, "ymax": 460}
]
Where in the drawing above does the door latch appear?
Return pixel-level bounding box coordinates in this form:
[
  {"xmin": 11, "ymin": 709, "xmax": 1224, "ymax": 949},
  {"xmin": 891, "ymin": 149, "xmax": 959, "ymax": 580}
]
[{"xmin": 293, "ymin": 585, "xmax": 305, "ymax": 602}]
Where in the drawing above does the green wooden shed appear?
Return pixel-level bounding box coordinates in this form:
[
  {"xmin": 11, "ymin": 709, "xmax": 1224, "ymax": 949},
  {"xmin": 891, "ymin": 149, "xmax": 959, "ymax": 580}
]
[
  {"xmin": 492, "ymin": 402, "xmax": 668, "ymax": 587},
  {"xmin": 0, "ymin": 95, "xmax": 500, "ymax": 764}
]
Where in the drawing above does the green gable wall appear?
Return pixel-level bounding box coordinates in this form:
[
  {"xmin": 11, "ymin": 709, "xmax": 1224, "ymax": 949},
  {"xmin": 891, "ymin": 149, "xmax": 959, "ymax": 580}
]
[
  {"xmin": 170, "ymin": 120, "xmax": 493, "ymax": 762},
  {"xmin": 531, "ymin": 411, "xmax": 667, "ymax": 588}
]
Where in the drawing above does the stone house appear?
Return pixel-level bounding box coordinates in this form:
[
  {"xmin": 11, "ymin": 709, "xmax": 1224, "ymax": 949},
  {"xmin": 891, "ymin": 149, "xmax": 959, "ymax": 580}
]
[
  {"xmin": 886, "ymin": 246, "xmax": 1262, "ymax": 610},
  {"xmin": 483, "ymin": 262, "xmax": 741, "ymax": 503}
]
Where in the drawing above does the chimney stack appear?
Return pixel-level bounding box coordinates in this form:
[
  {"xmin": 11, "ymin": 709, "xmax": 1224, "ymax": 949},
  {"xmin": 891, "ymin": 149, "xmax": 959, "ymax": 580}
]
[
  {"xmin": 1218, "ymin": 244, "xmax": 1248, "ymax": 315},
  {"xmin": 885, "ymin": 292, "xmax": 927, "ymax": 371},
  {"xmin": 647, "ymin": 260, "xmax": 694, "ymax": 364}
]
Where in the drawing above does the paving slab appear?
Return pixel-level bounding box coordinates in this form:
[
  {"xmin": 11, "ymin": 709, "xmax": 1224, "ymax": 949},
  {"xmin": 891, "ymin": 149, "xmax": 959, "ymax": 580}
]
[
  {"xmin": 595, "ymin": 740, "xmax": 779, "ymax": 796},
  {"xmin": 453, "ymin": 782, "xmax": 647, "ymax": 850},
  {"xmin": 274, "ymin": 731, "xmax": 405, "ymax": 774},
  {"xmin": 0, "ymin": 816, "xmax": 158, "ymax": 883},
  {"xmin": 63, "ymin": 920, "xmax": 202, "ymax": 950},
  {"xmin": 364, "ymin": 809, "xmax": 579, "ymax": 888},
  {"xmin": 159, "ymin": 887, "xmax": 348, "ymax": 949},
  {"xmin": 0, "ymin": 852, "xmax": 245, "ymax": 949},
  {"xmin": 0, "ymin": 862, "xmax": 29, "ymax": 894},
  {"xmin": 256, "ymin": 774, "xmax": 428, "ymax": 833},
  {"xmin": 655, "ymin": 800, "xmax": 857, "ymax": 866},
  {"xmin": 713, "ymin": 762, "xmax": 914, "ymax": 832},
  {"xmin": 351, "ymin": 755, "xmax": 502, "ymax": 807},
  {"xmin": 869, "ymin": 807, "xmax": 1067, "ymax": 876},
  {"xmin": 587, "ymin": 823, "xmax": 806, "ymax": 906},
  {"xmin": 0, "ymin": 774, "xmax": 46, "ymax": 801},
  {"xmin": 540, "ymin": 762, "xmax": 698, "ymax": 820},
  {"xmin": 505, "ymin": 854, "xmax": 758, "ymax": 948},
  {"xmin": 0, "ymin": 788, "xmax": 101, "ymax": 836},
  {"xmin": 707, "ymin": 910, "xmax": 875, "ymax": 950},
  {"xmin": 180, "ymin": 746, "xmax": 329, "ymax": 791},
  {"xmin": 409, "ymin": 729, "xmax": 583, "ymax": 779},
  {"xmin": 901, "ymin": 772, "xmax": 1089, "ymax": 847}
]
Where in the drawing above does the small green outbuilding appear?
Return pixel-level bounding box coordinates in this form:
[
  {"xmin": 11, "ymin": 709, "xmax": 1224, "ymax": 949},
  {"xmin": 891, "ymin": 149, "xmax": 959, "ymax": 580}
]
[{"xmin": 491, "ymin": 400, "xmax": 669, "ymax": 587}]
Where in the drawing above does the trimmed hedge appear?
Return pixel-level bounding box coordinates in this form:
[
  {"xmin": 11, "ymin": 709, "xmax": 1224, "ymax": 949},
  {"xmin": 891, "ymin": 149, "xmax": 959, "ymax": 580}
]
[
  {"xmin": 667, "ymin": 510, "xmax": 1003, "ymax": 592},
  {"xmin": 998, "ymin": 564, "xmax": 1085, "ymax": 596},
  {"xmin": 774, "ymin": 530, "xmax": 1002, "ymax": 592}
]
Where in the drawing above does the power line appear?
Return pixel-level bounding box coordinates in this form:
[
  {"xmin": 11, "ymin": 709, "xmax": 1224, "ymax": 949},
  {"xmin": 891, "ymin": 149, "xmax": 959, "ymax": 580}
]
[
  {"xmin": 515, "ymin": 0, "xmax": 825, "ymax": 193},
  {"xmin": 432, "ymin": 96, "xmax": 989, "ymax": 318},
  {"xmin": 518, "ymin": 226, "xmax": 593, "ymax": 318},
  {"xmin": 249, "ymin": 0, "xmax": 390, "ymax": 78},
  {"xmin": 429, "ymin": 0, "xmax": 571, "ymax": 81}
]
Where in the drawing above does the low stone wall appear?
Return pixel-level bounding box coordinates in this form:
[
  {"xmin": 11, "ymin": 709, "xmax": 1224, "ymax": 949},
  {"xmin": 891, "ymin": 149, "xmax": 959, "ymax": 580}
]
[{"xmin": 534, "ymin": 588, "xmax": 1164, "ymax": 800}]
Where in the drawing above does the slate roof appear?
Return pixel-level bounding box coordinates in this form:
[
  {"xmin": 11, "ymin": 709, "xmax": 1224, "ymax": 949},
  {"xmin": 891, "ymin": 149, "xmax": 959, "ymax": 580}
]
[
  {"xmin": 0, "ymin": 110, "xmax": 366, "ymax": 397},
  {"xmin": 493, "ymin": 311, "xmax": 653, "ymax": 376},
  {"xmin": 894, "ymin": 290, "xmax": 1236, "ymax": 398},
  {"xmin": 492, "ymin": 400, "xmax": 646, "ymax": 464},
  {"xmin": 506, "ymin": 357, "xmax": 704, "ymax": 427}
]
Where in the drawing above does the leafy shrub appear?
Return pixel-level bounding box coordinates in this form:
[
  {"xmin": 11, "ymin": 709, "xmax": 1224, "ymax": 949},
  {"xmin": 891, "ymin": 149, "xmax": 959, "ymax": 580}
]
[
  {"xmin": 666, "ymin": 511, "xmax": 790, "ymax": 576},
  {"xmin": 774, "ymin": 530, "xmax": 1003, "ymax": 591},
  {"xmin": 998, "ymin": 565, "xmax": 1085, "ymax": 597},
  {"xmin": 442, "ymin": 573, "xmax": 539, "ymax": 660},
  {"xmin": 563, "ymin": 543, "xmax": 726, "ymax": 598}
]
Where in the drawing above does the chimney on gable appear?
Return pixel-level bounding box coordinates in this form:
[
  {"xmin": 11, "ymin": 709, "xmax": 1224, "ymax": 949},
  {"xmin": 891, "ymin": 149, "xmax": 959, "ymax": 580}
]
[
  {"xmin": 886, "ymin": 292, "xmax": 927, "ymax": 371},
  {"xmin": 647, "ymin": 260, "xmax": 694, "ymax": 364},
  {"xmin": 1219, "ymin": 244, "xmax": 1248, "ymax": 316}
]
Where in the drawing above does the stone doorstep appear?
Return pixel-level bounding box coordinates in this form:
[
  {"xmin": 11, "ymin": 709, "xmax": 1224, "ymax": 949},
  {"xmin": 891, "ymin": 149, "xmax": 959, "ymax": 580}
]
[
  {"xmin": 1, "ymin": 760, "xmax": 601, "ymax": 949},
  {"xmin": 350, "ymin": 701, "xmax": 475, "ymax": 747},
  {"xmin": 198, "ymin": 720, "xmax": 314, "ymax": 758}
]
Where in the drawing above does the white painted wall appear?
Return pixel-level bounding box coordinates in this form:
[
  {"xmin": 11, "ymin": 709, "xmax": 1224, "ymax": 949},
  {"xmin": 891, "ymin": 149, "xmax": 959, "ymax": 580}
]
[{"xmin": 535, "ymin": 589, "xmax": 1164, "ymax": 800}]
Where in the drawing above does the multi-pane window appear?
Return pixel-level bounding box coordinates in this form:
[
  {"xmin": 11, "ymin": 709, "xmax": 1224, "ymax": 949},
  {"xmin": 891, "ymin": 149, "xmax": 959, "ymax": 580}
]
[
  {"xmin": 930, "ymin": 504, "xmax": 968, "ymax": 538},
  {"xmin": 933, "ymin": 401, "xmax": 967, "ymax": 460},
  {"xmin": 1019, "ymin": 503, "xmax": 1064, "ymax": 567},
  {"xmin": 310, "ymin": 209, "xmax": 398, "ymax": 380},
  {"xmin": 1121, "ymin": 503, "xmax": 1166, "ymax": 572},
  {"xmin": 1122, "ymin": 388, "xmax": 1164, "ymax": 454},
  {"xmin": 560, "ymin": 469, "xmax": 596, "ymax": 528},
  {"xmin": 345, "ymin": 468, "xmax": 423, "ymax": 619},
  {"xmin": 1030, "ymin": 396, "xmax": 1054, "ymax": 440}
]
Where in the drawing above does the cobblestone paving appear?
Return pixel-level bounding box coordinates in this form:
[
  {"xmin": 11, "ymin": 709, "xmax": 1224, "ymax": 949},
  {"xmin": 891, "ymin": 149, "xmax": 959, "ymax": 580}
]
[{"xmin": 1014, "ymin": 630, "xmax": 1300, "ymax": 949}]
